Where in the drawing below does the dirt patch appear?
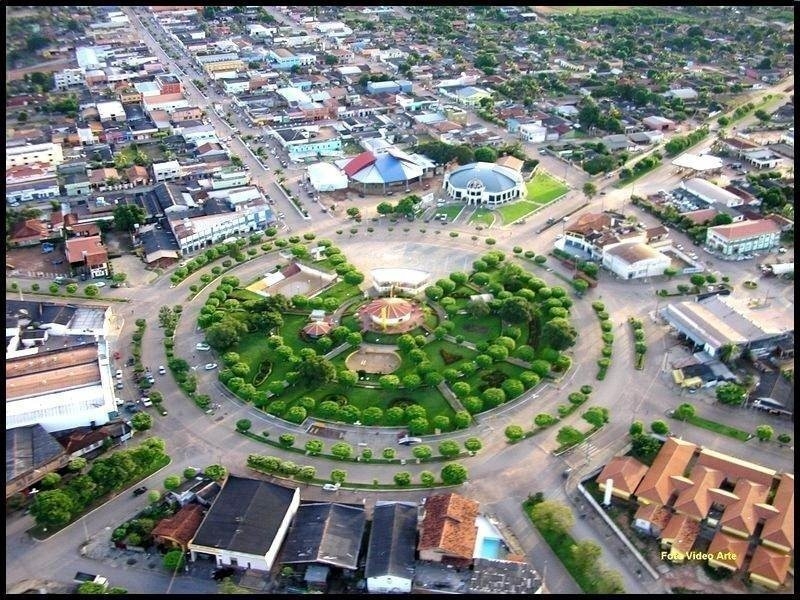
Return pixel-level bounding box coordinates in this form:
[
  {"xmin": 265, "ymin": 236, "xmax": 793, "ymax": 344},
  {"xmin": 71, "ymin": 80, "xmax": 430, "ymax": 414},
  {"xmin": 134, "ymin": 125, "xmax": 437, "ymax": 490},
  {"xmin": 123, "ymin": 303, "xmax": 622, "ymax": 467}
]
[{"xmin": 345, "ymin": 347, "xmax": 401, "ymax": 374}]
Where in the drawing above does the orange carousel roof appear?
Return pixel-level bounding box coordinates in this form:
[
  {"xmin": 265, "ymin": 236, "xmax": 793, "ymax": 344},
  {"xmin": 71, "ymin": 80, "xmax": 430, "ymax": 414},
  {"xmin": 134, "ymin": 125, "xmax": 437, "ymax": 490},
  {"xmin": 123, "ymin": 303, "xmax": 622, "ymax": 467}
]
[{"xmin": 361, "ymin": 297, "xmax": 415, "ymax": 320}]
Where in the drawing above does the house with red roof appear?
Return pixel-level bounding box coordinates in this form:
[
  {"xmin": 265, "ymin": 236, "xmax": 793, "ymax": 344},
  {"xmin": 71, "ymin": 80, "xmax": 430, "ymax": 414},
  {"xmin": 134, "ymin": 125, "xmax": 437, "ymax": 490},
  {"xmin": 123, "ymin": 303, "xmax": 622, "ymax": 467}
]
[{"xmin": 64, "ymin": 235, "xmax": 109, "ymax": 278}]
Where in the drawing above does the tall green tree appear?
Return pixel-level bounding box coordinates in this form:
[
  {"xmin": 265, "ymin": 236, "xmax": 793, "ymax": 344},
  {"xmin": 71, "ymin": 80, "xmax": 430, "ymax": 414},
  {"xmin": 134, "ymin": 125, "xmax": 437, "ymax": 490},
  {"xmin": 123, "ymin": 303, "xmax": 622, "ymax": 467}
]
[
  {"xmin": 530, "ymin": 500, "xmax": 574, "ymax": 535},
  {"xmin": 112, "ymin": 204, "xmax": 146, "ymax": 232}
]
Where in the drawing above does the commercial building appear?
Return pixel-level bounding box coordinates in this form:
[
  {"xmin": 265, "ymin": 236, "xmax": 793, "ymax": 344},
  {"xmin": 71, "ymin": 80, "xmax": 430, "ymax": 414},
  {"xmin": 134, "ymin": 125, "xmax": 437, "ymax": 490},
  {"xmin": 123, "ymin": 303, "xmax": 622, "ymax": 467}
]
[
  {"xmin": 705, "ymin": 219, "xmax": 781, "ymax": 256},
  {"xmin": 6, "ymin": 143, "xmax": 64, "ymax": 169},
  {"xmin": 189, "ymin": 475, "xmax": 300, "ymax": 572},
  {"xmin": 5, "ymin": 300, "xmax": 116, "ymax": 434}
]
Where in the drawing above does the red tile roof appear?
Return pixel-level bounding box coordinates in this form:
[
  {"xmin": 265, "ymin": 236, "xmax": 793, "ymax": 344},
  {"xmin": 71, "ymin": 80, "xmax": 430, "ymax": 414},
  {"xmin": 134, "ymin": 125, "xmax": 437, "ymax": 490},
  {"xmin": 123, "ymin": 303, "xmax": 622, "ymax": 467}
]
[
  {"xmin": 748, "ymin": 545, "xmax": 791, "ymax": 586},
  {"xmin": 419, "ymin": 492, "xmax": 479, "ymax": 560},
  {"xmin": 707, "ymin": 531, "xmax": 748, "ymax": 570},
  {"xmin": 152, "ymin": 504, "xmax": 205, "ymax": 548},
  {"xmin": 660, "ymin": 513, "xmax": 700, "ymax": 556},
  {"xmin": 597, "ymin": 456, "xmax": 649, "ymax": 496},
  {"xmin": 65, "ymin": 235, "xmax": 107, "ymax": 265},
  {"xmin": 634, "ymin": 437, "xmax": 698, "ymax": 506},
  {"xmin": 672, "ymin": 464, "xmax": 725, "ymax": 520},
  {"xmin": 761, "ymin": 473, "xmax": 794, "ymax": 551},
  {"xmin": 11, "ymin": 219, "xmax": 49, "ymax": 240},
  {"xmin": 719, "ymin": 479, "xmax": 769, "ymax": 537}
]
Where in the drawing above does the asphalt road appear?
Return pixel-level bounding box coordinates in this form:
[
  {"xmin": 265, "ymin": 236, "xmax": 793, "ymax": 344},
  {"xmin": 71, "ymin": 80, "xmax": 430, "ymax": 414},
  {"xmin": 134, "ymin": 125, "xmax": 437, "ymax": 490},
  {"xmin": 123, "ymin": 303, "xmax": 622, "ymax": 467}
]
[{"xmin": 7, "ymin": 11, "xmax": 793, "ymax": 595}]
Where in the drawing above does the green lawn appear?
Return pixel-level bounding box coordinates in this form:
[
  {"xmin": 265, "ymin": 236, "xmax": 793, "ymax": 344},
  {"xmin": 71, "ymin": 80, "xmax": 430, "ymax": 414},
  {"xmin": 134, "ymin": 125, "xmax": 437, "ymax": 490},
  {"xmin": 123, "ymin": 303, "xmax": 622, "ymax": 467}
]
[
  {"xmin": 526, "ymin": 171, "xmax": 568, "ymax": 203},
  {"xmin": 675, "ymin": 413, "xmax": 751, "ymax": 442},
  {"xmin": 440, "ymin": 204, "xmax": 467, "ymax": 220},
  {"xmin": 316, "ymin": 280, "xmax": 362, "ymax": 304},
  {"xmin": 496, "ymin": 201, "xmax": 539, "ymax": 224},
  {"xmin": 229, "ymin": 288, "xmax": 266, "ymax": 303},
  {"xmin": 448, "ymin": 305, "xmax": 502, "ymax": 344},
  {"xmin": 423, "ymin": 339, "xmax": 479, "ymax": 371},
  {"xmin": 468, "ymin": 208, "xmax": 497, "ymax": 227}
]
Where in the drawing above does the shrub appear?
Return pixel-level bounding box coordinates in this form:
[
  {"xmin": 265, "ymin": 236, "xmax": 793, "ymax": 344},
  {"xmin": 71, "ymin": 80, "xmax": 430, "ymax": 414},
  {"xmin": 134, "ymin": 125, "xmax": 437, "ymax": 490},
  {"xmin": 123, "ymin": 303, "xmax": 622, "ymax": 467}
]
[
  {"xmin": 382, "ymin": 447, "xmax": 395, "ymax": 460},
  {"xmin": 504, "ymin": 425, "xmax": 524, "ymax": 442},
  {"xmin": 651, "ymin": 420, "xmax": 669, "ymax": 435},
  {"xmin": 394, "ymin": 472, "xmax": 412, "ymax": 486},
  {"xmin": 279, "ymin": 433, "xmax": 295, "ymax": 447}
]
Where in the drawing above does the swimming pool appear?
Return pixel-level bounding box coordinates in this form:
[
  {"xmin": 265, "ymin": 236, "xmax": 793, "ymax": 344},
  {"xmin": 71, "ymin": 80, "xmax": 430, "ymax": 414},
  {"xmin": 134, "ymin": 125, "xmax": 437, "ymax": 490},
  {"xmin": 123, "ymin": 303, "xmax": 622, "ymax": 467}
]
[{"xmin": 478, "ymin": 537, "xmax": 507, "ymax": 559}]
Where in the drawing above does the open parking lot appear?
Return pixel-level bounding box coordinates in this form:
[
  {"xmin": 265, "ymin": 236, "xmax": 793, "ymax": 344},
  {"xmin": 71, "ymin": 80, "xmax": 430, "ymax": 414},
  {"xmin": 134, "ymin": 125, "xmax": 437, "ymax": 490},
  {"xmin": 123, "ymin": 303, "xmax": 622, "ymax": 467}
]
[{"xmin": 7, "ymin": 244, "xmax": 71, "ymax": 279}]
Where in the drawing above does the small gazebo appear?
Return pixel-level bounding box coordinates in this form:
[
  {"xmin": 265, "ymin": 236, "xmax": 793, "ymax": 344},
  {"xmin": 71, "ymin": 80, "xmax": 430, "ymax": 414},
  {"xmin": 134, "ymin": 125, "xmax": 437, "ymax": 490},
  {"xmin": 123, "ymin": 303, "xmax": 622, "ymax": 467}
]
[{"xmin": 302, "ymin": 321, "xmax": 333, "ymax": 339}]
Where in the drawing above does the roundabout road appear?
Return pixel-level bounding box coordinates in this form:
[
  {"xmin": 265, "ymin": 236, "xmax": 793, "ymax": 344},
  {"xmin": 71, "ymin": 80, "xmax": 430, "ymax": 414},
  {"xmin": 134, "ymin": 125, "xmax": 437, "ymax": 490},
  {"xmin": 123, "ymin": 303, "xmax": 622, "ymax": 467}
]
[{"xmin": 9, "ymin": 182, "xmax": 793, "ymax": 595}]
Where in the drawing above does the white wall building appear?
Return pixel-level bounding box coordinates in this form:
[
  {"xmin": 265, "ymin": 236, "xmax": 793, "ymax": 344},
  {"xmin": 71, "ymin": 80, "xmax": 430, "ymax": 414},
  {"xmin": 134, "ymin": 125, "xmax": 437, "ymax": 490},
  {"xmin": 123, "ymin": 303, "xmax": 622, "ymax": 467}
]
[
  {"xmin": 443, "ymin": 162, "xmax": 526, "ymax": 206},
  {"xmin": 371, "ymin": 268, "xmax": 430, "ymax": 296},
  {"xmin": 96, "ymin": 100, "xmax": 127, "ymax": 123},
  {"xmin": 152, "ymin": 160, "xmax": 183, "ymax": 182},
  {"xmin": 189, "ymin": 476, "xmax": 300, "ymax": 572},
  {"xmin": 6, "ymin": 142, "xmax": 64, "ymax": 169},
  {"xmin": 54, "ymin": 68, "xmax": 86, "ymax": 91},
  {"xmin": 602, "ymin": 243, "xmax": 671, "ymax": 280},
  {"xmin": 518, "ymin": 123, "xmax": 547, "ymax": 143},
  {"xmin": 705, "ymin": 220, "xmax": 781, "ymax": 256}
]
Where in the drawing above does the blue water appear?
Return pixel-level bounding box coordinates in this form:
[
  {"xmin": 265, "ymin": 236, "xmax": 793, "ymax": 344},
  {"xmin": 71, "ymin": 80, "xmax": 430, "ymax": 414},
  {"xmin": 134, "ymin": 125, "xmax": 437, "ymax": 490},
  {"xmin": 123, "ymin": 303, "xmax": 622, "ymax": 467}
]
[{"xmin": 478, "ymin": 537, "xmax": 506, "ymax": 559}]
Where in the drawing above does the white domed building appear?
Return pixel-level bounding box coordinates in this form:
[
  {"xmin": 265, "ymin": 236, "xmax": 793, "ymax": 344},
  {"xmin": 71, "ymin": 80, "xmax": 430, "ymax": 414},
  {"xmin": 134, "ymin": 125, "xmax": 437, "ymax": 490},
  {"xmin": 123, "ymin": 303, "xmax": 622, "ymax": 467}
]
[{"xmin": 443, "ymin": 162, "xmax": 527, "ymax": 206}]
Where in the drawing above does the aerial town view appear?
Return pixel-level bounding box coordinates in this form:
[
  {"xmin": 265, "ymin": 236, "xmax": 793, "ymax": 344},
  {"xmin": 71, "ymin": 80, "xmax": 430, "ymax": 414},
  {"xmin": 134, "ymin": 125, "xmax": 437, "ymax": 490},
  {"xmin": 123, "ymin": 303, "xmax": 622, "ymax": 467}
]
[{"xmin": 5, "ymin": 5, "xmax": 795, "ymax": 595}]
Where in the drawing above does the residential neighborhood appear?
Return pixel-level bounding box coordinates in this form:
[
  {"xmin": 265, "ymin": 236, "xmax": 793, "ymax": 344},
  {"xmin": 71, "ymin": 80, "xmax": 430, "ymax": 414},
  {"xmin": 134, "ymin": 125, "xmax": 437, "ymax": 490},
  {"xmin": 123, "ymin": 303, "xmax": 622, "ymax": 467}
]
[{"xmin": 5, "ymin": 5, "xmax": 793, "ymax": 596}]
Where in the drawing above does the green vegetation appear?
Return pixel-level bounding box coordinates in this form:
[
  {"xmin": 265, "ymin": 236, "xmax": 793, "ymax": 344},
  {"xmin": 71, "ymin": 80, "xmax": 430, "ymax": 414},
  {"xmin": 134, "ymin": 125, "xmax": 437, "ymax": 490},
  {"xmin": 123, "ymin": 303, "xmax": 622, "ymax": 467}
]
[
  {"xmin": 524, "ymin": 496, "xmax": 624, "ymax": 593},
  {"xmin": 468, "ymin": 208, "xmax": 497, "ymax": 227},
  {"xmin": 526, "ymin": 170, "xmax": 568, "ymax": 203},
  {"xmin": 496, "ymin": 201, "xmax": 539, "ymax": 224},
  {"xmin": 204, "ymin": 246, "xmax": 576, "ymax": 429},
  {"xmin": 669, "ymin": 412, "xmax": 751, "ymax": 442}
]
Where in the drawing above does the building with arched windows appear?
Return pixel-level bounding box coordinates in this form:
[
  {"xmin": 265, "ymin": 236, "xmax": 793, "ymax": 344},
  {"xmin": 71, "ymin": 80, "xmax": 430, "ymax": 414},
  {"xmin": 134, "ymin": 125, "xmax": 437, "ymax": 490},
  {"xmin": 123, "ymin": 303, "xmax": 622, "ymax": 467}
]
[{"xmin": 443, "ymin": 162, "xmax": 526, "ymax": 206}]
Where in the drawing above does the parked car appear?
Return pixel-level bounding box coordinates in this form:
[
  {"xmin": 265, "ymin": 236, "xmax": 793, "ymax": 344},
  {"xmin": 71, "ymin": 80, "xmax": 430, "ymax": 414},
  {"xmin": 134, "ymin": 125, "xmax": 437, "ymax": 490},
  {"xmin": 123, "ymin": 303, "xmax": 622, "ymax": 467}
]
[
  {"xmin": 115, "ymin": 369, "xmax": 123, "ymax": 379},
  {"xmin": 195, "ymin": 342, "xmax": 211, "ymax": 351},
  {"xmin": 115, "ymin": 382, "xmax": 124, "ymax": 390},
  {"xmin": 158, "ymin": 365, "xmax": 166, "ymax": 375},
  {"xmin": 322, "ymin": 483, "xmax": 340, "ymax": 491},
  {"xmin": 204, "ymin": 363, "xmax": 218, "ymax": 370},
  {"xmin": 397, "ymin": 436, "xmax": 422, "ymax": 446},
  {"xmin": 113, "ymin": 351, "xmax": 121, "ymax": 360},
  {"xmin": 132, "ymin": 486, "xmax": 147, "ymax": 497},
  {"xmin": 94, "ymin": 281, "xmax": 106, "ymax": 288}
]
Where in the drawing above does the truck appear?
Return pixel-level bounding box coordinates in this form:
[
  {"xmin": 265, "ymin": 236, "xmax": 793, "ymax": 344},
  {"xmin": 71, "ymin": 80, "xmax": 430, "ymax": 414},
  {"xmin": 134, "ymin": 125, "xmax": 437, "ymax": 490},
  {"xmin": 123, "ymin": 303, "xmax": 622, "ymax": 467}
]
[
  {"xmin": 761, "ymin": 262, "xmax": 794, "ymax": 276},
  {"xmin": 74, "ymin": 572, "xmax": 109, "ymax": 589}
]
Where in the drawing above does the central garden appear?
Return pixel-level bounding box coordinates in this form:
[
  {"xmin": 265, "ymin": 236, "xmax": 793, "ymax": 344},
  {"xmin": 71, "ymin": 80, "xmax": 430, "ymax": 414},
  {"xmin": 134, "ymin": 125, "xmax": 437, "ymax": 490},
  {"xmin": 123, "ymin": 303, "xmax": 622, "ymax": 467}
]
[{"xmin": 195, "ymin": 239, "xmax": 578, "ymax": 435}]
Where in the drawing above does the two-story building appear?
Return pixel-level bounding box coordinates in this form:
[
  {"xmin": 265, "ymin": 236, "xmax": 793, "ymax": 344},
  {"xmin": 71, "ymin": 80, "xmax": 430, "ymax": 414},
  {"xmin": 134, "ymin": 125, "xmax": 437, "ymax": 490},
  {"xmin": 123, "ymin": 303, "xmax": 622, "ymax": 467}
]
[
  {"xmin": 705, "ymin": 219, "xmax": 782, "ymax": 256},
  {"xmin": 6, "ymin": 142, "xmax": 64, "ymax": 169},
  {"xmin": 274, "ymin": 126, "xmax": 343, "ymax": 161},
  {"xmin": 65, "ymin": 235, "xmax": 109, "ymax": 278}
]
